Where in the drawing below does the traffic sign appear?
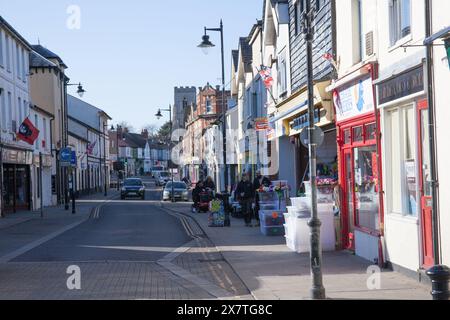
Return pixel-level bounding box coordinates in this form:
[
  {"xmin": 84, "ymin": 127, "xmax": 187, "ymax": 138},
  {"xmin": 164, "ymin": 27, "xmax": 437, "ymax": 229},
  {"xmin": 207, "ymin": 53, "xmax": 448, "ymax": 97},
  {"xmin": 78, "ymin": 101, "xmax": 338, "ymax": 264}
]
[
  {"xmin": 71, "ymin": 151, "xmax": 77, "ymax": 167},
  {"xmin": 60, "ymin": 147, "xmax": 72, "ymax": 167}
]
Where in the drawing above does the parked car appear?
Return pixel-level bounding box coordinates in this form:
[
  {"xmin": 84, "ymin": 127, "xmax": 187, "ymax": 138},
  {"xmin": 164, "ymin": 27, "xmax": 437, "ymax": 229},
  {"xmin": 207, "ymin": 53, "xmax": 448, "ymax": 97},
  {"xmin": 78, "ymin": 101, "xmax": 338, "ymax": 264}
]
[
  {"xmin": 163, "ymin": 181, "xmax": 189, "ymax": 202},
  {"xmin": 155, "ymin": 171, "xmax": 171, "ymax": 186},
  {"xmin": 121, "ymin": 178, "xmax": 146, "ymax": 200},
  {"xmin": 151, "ymin": 166, "xmax": 165, "ymax": 178}
]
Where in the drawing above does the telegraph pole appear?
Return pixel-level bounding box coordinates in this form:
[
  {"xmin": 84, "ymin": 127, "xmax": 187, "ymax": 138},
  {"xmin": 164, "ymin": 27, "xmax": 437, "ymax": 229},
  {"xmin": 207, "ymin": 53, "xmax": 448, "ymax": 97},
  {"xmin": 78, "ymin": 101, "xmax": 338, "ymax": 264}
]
[{"xmin": 304, "ymin": 0, "xmax": 326, "ymax": 300}]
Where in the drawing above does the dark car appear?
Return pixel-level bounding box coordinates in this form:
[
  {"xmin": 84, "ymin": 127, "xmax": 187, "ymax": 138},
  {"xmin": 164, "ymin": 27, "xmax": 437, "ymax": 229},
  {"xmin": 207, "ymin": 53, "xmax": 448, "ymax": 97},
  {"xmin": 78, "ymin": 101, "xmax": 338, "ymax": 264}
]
[{"xmin": 121, "ymin": 178, "xmax": 146, "ymax": 200}]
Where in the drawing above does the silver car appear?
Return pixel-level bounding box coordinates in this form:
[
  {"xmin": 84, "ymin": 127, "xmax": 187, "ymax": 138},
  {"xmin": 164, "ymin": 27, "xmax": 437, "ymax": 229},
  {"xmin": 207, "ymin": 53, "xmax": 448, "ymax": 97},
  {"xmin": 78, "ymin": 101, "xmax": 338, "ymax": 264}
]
[{"xmin": 163, "ymin": 181, "xmax": 189, "ymax": 202}]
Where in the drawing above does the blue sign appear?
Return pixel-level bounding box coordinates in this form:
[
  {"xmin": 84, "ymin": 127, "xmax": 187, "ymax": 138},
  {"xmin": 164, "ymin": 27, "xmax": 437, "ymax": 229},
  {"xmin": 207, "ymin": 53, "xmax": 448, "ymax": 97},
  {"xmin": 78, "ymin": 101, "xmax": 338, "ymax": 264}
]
[
  {"xmin": 60, "ymin": 148, "xmax": 72, "ymax": 162},
  {"xmin": 71, "ymin": 151, "xmax": 77, "ymax": 167}
]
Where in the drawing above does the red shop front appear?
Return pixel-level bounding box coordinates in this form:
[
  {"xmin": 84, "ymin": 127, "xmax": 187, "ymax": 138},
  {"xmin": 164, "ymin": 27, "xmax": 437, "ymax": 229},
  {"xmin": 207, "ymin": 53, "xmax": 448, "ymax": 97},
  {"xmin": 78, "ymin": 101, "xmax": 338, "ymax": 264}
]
[{"xmin": 333, "ymin": 65, "xmax": 385, "ymax": 265}]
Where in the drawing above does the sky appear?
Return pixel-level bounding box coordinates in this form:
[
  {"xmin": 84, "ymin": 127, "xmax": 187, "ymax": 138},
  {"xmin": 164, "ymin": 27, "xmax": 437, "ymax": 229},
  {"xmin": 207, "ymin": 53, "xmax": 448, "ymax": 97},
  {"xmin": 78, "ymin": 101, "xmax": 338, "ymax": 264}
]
[{"xmin": 0, "ymin": 0, "xmax": 263, "ymax": 131}]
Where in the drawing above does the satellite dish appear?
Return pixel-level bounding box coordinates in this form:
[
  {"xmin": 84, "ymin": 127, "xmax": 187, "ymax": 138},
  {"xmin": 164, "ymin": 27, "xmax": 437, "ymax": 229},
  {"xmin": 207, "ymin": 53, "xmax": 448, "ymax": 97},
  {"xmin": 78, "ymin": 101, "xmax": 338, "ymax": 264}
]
[{"xmin": 300, "ymin": 126, "xmax": 325, "ymax": 148}]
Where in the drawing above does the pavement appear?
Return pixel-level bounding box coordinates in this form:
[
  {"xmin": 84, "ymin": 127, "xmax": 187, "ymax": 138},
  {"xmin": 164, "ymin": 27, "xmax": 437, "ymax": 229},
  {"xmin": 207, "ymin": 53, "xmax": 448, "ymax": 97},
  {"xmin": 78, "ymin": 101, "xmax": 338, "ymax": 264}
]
[
  {"xmin": 163, "ymin": 202, "xmax": 433, "ymax": 300},
  {"xmin": 0, "ymin": 180, "xmax": 433, "ymax": 300}
]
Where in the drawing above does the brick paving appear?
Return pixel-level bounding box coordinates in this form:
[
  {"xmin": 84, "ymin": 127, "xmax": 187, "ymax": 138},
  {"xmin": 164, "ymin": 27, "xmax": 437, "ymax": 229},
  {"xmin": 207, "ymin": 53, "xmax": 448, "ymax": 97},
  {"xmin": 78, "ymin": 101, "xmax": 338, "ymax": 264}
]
[{"xmin": 0, "ymin": 261, "xmax": 214, "ymax": 300}]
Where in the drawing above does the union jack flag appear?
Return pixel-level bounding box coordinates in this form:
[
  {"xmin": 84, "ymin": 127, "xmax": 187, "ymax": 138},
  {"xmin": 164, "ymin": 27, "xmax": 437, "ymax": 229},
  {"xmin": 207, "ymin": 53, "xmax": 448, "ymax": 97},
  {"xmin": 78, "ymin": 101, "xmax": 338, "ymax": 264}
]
[
  {"xmin": 259, "ymin": 66, "xmax": 274, "ymax": 89},
  {"xmin": 87, "ymin": 140, "xmax": 97, "ymax": 155}
]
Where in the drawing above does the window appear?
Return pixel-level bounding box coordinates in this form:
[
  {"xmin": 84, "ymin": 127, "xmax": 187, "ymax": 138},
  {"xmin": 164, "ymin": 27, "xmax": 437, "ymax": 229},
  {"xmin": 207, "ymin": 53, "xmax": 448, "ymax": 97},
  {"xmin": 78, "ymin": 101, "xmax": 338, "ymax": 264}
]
[
  {"xmin": 389, "ymin": 0, "xmax": 411, "ymax": 46},
  {"xmin": 5, "ymin": 35, "xmax": 11, "ymax": 72},
  {"xmin": 16, "ymin": 43, "xmax": 21, "ymax": 80},
  {"xmin": 387, "ymin": 106, "xmax": 417, "ymax": 216},
  {"xmin": 18, "ymin": 97, "xmax": 22, "ymax": 124},
  {"xmin": 205, "ymin": 97, "xmax": 212, "ymax": 114},
  {"xmin": 43, "ymin": 118, "xmax": 47, "ymax": 149},
  {"xmin": 294, "ymin": 0, "xmax": 306, "ymax": 36},
  {"xmin": 0, "ymin": 89, "xmax": 6, "ymax": 129},
  {"xmin": 34, "ymin": 114, "xmax": 39, "ymax": 149},
  {"xmin": 7, "ymin": 92, "xmax": 12, "ymax": 130},
  {"xmin": 0, "ymin": 31, "xmax": 4, "ymax": 67},
  {"xmin": 278, "ymin": 50, "xmax": 287, "ymax": 96},
  {"xmin": 21, "ymin": 48, "xmax": 26, "ymax": 81}
]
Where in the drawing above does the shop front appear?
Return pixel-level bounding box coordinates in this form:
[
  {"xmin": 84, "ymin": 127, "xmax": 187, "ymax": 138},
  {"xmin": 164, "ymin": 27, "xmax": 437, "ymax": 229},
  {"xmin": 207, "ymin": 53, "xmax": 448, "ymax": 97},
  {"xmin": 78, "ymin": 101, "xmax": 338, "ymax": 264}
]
[
  {"xmin": 1, "ymin": 148, "xmax": 33, "ymax": 213},
  {"xmin": 333, "ymin": 66, "xmax": 384, "ymax": 264},
  {"xmin": 376, "ymin": 64, "xmax": 429, "ymax": 271},
  {"xmin": 269, "ymin": 81, "xmax": 336, "ymax": 195}
]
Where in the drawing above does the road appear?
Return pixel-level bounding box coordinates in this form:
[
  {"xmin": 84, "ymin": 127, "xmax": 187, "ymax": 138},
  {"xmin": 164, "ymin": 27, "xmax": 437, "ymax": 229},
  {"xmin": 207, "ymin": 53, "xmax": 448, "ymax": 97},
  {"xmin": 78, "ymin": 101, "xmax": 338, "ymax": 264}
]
[{"xmin": 0, "ymin": 178, "xmax": 250, "ymax": 300}]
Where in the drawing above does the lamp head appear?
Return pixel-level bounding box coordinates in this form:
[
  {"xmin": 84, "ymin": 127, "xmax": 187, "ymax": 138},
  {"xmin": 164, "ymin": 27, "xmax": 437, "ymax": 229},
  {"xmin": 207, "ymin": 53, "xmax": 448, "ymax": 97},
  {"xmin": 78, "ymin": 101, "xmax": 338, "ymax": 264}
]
[
  {"xmin": 198, "ymin": 33, "xmax": 215, "ymax": 55},
  {"xmin": 77, "ymin": 83, "xmax": 86, "ymax": 98}
]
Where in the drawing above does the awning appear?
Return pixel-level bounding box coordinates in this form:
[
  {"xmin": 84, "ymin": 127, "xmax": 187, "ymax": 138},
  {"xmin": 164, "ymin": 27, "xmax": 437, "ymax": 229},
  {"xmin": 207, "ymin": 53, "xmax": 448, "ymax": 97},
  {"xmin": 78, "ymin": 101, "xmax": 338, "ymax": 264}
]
[{"xmin": 269, "ymin": 100, "xmax": 308, "ymax": 124}]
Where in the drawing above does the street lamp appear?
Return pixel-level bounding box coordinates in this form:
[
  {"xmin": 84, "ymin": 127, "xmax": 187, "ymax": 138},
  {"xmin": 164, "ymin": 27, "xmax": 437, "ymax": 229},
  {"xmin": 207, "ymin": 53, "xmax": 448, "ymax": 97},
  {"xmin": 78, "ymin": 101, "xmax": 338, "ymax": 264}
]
[
  {"xmin": 304, "ymin": 1, "xmax": 326, "ymax": 300},
  {"xmin": 63, "ymin": 81, "xmax": 86, "ymax": 211},
  {"xmin": 102, "ymin": 122, "xmax": 109, "ymax": 197},
  {"xmin": 155, "ymin": 106, "xmax": 175, "ymax": 203},
  {"xmin": 198, "ymin": 20, "xmax": 229, "ymax": 193}
]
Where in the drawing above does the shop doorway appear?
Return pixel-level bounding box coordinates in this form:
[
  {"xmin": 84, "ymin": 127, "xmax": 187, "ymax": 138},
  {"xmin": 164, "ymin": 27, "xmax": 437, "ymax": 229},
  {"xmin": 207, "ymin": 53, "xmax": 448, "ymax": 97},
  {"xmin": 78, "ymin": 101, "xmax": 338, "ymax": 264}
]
[
  {"xmin": 417, "ymin": 100, "xmax": 434, "ymax": 268},
  {"xmin": 2, "ymin": 164, "xmax": 31, "ymax": 213},
  {"xmin": 340, "ymin": 117, "xmax": 381, "ymax": 251}
]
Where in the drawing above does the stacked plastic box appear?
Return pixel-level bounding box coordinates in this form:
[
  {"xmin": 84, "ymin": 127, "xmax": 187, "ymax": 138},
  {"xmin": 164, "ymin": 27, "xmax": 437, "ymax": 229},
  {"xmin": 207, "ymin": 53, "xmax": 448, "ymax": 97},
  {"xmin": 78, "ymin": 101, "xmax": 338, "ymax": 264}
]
[
  {"xmin": 257, "ymin": 181, "xmax": 289, "ymax": 236},
  {"xmin": 259, "ymin": 210, "xmax": 285, "ymax": 236}
]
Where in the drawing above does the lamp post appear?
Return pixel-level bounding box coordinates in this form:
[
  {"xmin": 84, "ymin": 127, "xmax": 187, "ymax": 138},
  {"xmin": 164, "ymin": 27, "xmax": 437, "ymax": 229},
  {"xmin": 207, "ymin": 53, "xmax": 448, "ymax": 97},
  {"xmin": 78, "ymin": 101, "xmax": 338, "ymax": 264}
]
[
  {"xmin": 303, "ymin": 1, "xmax": 326, "ymax": 300},
  {"xmin": 156, "ymin": 106, "xmax": 175, "ymax": 203},
  {"xmin": 63, "ymin": 81, "xmax": 86, "ymax": 211},
  {"xmin": 198, "ymin": 20, "xmax": 229, "ymax": 193},
  {"xmin": 0, "ymin": 89, "xmax": 3, "ymax": 218},
  {"xmin": 102, "ymin": 122, "xmax": 108, "ymax": 197}
]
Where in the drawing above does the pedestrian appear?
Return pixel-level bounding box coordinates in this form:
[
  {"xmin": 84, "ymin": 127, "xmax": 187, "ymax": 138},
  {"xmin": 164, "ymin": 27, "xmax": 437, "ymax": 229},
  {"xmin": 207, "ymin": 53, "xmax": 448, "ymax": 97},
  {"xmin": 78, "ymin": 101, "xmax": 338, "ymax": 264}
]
[
  {"xmin": 253, "ymin": 170, "xmax": 271, "ymax": 227},
  {"xmin": 235, "ymin": 173, "xmax": 255, "ymax": 227},
  {"xmin": 204, "ymin": 176, "xmax": 215, "ymax": 191},
  {"xmin": 192, "ymin": 181, "xmax": 204, "ymax": 212}
]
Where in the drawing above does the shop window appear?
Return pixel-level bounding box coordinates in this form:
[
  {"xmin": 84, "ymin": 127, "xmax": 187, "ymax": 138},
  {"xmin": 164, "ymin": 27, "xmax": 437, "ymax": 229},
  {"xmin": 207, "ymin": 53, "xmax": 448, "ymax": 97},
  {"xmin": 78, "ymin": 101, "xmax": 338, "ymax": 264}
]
[
  {"xmin": 353, "ymin": 126, "xmax": 363, "ymax": 143},
  {"xmin": 386, "ymin": 106, "xmax": 417, "ymax": 216},
  {"xmin": 344, "ymin": 129, "xmax": 351, "ymax": 145},
  {"xmin": 354, "ymin": 145, "xmax": 380, "ymax": 231},
  {"xmin": 365, "ymin": 123, "xmax": 377, "ymax": 141}
]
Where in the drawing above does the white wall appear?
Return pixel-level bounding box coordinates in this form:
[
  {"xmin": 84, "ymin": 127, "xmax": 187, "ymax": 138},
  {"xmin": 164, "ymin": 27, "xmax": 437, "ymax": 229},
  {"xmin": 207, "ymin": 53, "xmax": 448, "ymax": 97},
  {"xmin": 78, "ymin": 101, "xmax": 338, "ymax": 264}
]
[{"xmin": 431, "ymin": 0, "xmax": 450, "ymax": 266}]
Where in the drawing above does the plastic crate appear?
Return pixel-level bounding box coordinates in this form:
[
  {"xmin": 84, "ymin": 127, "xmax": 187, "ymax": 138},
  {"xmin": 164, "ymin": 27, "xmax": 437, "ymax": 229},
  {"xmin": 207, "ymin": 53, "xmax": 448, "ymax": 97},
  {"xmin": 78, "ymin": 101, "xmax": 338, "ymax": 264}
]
[
  {"xmin": 259, "ymin": 210, "xmax": 285, "ymax": 227},
  {"xmin": 260, "ymin": 225, "xmax": 285, "ymax": 236}
]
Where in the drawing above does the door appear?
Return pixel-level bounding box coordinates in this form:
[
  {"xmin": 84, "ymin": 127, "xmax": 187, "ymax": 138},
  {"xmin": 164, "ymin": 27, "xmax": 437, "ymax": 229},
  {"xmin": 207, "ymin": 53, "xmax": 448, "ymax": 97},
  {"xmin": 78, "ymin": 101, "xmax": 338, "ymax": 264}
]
[
  {"xmin": 418, "ymin": 100, "xmax": 434, "ymax": 267},
  {"xmin": 343, "ymin": 149, "xmax": 355, "ymax": 250},
  {"xmin": 15, "ymin": 166, "xmax": 30, "ymax": 210}
]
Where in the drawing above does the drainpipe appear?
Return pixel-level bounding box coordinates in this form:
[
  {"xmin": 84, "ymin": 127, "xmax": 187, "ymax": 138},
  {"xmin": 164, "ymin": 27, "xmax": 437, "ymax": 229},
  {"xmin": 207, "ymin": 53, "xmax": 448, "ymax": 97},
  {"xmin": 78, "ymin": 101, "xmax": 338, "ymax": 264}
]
[{"xmin": 425, "ymin": 0, "xmax": 441, "ymax": 265}]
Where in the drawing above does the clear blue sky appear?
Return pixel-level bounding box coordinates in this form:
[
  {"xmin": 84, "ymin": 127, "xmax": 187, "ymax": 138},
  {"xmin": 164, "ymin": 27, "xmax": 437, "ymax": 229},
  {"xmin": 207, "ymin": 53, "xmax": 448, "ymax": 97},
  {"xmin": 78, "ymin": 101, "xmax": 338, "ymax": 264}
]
[{"xmin": 0, "ymin": 0, "xmax": 263, "ymax": 131}]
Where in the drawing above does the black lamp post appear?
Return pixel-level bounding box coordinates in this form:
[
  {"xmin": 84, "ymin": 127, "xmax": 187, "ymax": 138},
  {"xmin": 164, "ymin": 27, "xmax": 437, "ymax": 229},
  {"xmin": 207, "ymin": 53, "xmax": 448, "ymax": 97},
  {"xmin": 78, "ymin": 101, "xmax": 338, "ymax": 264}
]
[
  {"xmin": 303, "ymin": 1, "xmax": 326, "ymax": 300},
  {"xmin": 156, "ymin": 106, "xmax": 175, "ymax": 203},
  {"xmin": 198, "ymin": 20, "xmax": 229, "ymax": 193},
  {"xmin": 63, "ymin": 81, "xmax": 86, "ymax": 211},
  {"xmin": 102, "ymin": 122, "xmax": 108, "ymax": 197}
]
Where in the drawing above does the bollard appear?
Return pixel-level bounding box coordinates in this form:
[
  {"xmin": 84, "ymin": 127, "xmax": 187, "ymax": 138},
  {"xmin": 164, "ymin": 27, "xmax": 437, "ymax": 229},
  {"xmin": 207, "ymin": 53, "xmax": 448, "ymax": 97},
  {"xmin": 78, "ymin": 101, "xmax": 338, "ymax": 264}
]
[{"xmin": 426, "ymin": 265, "xmax": 450, "ymax": 300}]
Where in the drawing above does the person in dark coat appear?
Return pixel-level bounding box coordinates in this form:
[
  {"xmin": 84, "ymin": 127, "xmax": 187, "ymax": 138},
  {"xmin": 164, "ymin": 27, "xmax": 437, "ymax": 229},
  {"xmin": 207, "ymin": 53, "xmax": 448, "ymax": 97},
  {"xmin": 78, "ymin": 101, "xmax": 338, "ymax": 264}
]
[
  {"xmin": 235, "ymin": 174, "xmax": 255, "ymax": 227},
  {"xmin": 192, "ymin": 181, "xmax": 204, "ymax": 211},
  {"xmin": 253, "ymin": 170, "xmax": 272, "ymax": 227},
  {"xmin": 204, "ymin": 176, "xmax": 216, "ymax": 191}
]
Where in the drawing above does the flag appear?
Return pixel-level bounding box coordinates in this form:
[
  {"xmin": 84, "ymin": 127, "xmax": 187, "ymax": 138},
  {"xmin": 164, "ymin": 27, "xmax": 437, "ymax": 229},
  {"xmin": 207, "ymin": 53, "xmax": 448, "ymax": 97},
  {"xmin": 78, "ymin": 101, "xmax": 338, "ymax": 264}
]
[
  {"xmin": 323, "ymin": 52, "xmax": 338, "ymax": 70},
  {"xmin": 87, "ymin": 141, "xmax": 97, "ymax": 155},
  {"xmin": 259, "ymin": 66, "xmax": 274, "ymax": 89},
  {"xmin": 16, "ymin": 118, "xmax": 40, "ymax": 145}
]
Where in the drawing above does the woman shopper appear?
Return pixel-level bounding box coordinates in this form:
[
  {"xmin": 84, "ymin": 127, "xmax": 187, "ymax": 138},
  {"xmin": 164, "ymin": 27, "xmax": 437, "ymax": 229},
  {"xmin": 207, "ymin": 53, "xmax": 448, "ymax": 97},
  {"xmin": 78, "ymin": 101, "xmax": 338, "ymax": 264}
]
[{"xmin": 235, "ymin": 173, "xmax": 255, "ymax": 227}]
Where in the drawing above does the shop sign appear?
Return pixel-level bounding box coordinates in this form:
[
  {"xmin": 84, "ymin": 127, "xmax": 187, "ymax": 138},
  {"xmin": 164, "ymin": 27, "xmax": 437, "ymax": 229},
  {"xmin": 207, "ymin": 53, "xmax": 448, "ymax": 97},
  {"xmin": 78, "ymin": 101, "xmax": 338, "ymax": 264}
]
[
  {"xmin": 255, "ymin": 118, "xmax": 269, "ymax": 131},
  {"xmin": 290, "ymin": 109, "xmax": 321, "ymax": 132},
  {"xmin": 334, "ymin": 76, "xmax": 374, "ymax": 123},
  {"xmin": 267, "ymin": 119, "xmax": 286, "ymax": 141},
  {"xmin": 2, "ymin": 149, "xmax": 33, "ymax": 165},
  {"xmin": 378, "ymin": 66, "xmax": 424, "ymax": 105}
]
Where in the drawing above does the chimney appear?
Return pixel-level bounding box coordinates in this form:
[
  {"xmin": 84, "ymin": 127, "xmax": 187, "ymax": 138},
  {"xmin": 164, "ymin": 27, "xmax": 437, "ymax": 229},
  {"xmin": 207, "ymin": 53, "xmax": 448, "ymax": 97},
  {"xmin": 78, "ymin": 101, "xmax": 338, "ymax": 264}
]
[
  {"xmin": 216, "ymin": 85, "xmax": 221, "ymax": 92},
  {"xmin": 141, "ymin": 129, "xmax": 149, "ymax": 139}
]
